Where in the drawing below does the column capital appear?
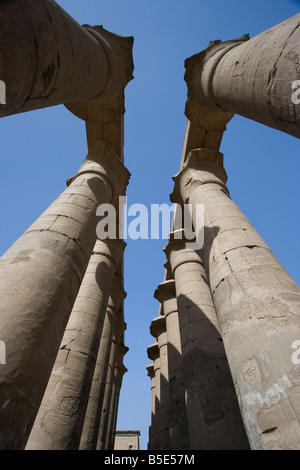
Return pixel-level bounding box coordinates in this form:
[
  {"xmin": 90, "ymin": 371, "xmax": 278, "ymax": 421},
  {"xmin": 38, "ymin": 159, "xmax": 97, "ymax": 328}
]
[
  {"xmin": 66, "ymin": 27, "xmax": 134, "ymax": 123},
  {"xmin": 154, "ymin": 280, "xmax": 176, "ymax": 304},
  {"xmin": 70, "ymin": 140, "xmax": 131, "ymax": 200},
  {"xmin": 184, "ymin": 36, "xmax": 248, "ymax": 130},
  {"xmin": 146, "ymin": 364, "xmax": 155, "ymax": 379},
  {"xmin": 170, "ymin": 147, "xmax": 228, "ymax": 204},
  {"xmin": 93, "ymin": 238, "xmax": 126, "ymax": 270},
  {"xmin": 147, "ymin": 342, "xmax": 159, "ymax": 362},
  {"xmin": 150, "ymin": 316, "xmax": 167, "ymax": 340}
]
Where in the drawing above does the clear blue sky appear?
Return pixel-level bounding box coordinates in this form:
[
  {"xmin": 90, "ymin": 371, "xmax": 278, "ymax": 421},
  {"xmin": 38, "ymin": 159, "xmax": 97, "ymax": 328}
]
[{"xmin": 0, "ymin": 0, "xmax": 299, "ymax": 450}]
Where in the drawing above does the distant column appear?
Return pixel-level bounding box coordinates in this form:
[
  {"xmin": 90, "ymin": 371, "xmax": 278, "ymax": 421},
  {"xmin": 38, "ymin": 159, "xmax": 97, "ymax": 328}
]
[
  {"xmin": 164, "ymin": 229, "xmax": 249, "ymax": 450},
  {"xmin": 147, "ymin": 343, "xmax": 161, "ymax": 450},
  {"xmin": 97, "ymin": 312, "xmax": 126, "ymax": 449},
  {"xmin": 185, "ymin": 13, "xmax": 300, "ymax": 138},
  {"xmin": 79, "ymin": 276, "xmax": 126, "ymax": 450},
  {"xmin": 154, "ymin": 280, "xmax": 189, "ymax": 450},
  {"xmin": 150, "ymin": 315, "xmax": 171, "ymax": 450},
  {"xmin": 106, "ymin": 345, "xmax": 128, "ymax": 450},
  {"xmin": 146, "ymin": 364, "xmax": 155, "ymax": 450},
  {"xmin": 26, "ymin": 238, "xmax": 125, "ymax": 450},
  {"xmin": 172, "ymin": 147, "xmax": 300, "ymax": 449}
]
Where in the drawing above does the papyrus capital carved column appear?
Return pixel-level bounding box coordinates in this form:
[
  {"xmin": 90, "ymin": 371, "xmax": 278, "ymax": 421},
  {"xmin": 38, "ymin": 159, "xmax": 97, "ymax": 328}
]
[
  {"xmin": 79, "ymin": 276, "xmax": 126, "ymax": 450},
  {"xmin": 164, "ymin": 229, "xmax": 249, "ymax": 449},
  {"xmin": 172, "ymin": 147, "xmax": 300, "ymax": 449},
  {"xmin": 150, "ymin": 315, "xmax": 171, "ymax": 450},
  {"xmin": 26, "ymin": 238, "xmax": 125, "ymax": 450},
  {"xmin": 147, "ymin": 342, "xmax": 161, "ymax": 450},
  {"xmin": 185, "ymin": 13, "xmax": 300, "ymax": 138},
  {"xmin": 0, "ymin": 19, "xmax": 133, "ymax": 447},
  {"xmin": 97, "ymin": 312, "xmax": 126, "ymax": 449},
  {"xmin": 146, "ymin": 364, "xmax": 155, "ymax": 450},
  {"xmin": 154, "ymin": 280, "xmax": 189, "ymax": 450},
  {"xmin": 0, "ymin": 0, "xmax": 133, "ymax": 117}
]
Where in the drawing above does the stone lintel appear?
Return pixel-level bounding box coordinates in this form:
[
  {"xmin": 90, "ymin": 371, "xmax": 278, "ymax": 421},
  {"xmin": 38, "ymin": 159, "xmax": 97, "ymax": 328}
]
[
  {"xmin": 184, "ymin": 36, "xmax": 249, "ymax": 129},
  {"xmin": 66, "ymin": 27, "xmax": 134, "ymax": 123}
]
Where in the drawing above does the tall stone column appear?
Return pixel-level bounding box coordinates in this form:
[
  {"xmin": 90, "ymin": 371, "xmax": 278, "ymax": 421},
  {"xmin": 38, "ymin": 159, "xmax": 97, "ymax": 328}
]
[
  {"xmin": 0, "ymin": 141, "xmax": 130, "ymax": 449},
  {"xmin": 79, "ymin": 276, "xmax": 126, "ymax": 450},
  {"xmin": 150, "ymin": 315, "xmax": 171, "ymax": 450},
  {"xmin": 106, "ymin": 345, "xmax": 128, "ymax": 450},
  {"xmin": 26, "ymin": 237, "xmax": 125, "ymax": 450},
  {"xmin": 146, "ymin": 364, "xmax": 156, "ymax": 450},
  {"xmin": 185, "ymin": 13, "xmax": 300, "ymax": 138},
  {"xmin": 0, "ymin": 0, "xmax": 133, "ymax": 117},
  {"xmin": 172, "ymin": 147, "xmax": 300, "ymax": 449},
  {"xmin": 154, "ymin": 280, "xmax": 189, "ymax": 450},
  {"xmin": 97, "ymin": 313, "xmax": 126, "ymax": 449},
  {"xmin": 0, "ymin": 14, "xmax": 133, "ymax": 447},
  {"xmin": 164, "ymin": 229, "xmax": 249, "ymax": 450},
  {"xmin": 147, "ymin": 342, "xmax": 161, "ymax": 450}
]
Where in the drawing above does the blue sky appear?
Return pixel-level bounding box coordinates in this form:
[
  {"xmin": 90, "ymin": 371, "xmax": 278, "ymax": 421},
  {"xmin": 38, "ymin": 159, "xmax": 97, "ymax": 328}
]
[{"xmin": 1, "ymin": 0, "xmax": 300, "ymax": 450}]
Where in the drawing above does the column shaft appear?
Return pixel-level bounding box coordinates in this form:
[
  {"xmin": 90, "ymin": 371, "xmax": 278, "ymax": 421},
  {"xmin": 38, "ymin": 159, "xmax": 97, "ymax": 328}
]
[
  {"xmin": 165, "ymin": 230, "xmax": 249, "ymax": 449},
  {"xmin": 96, "ymin": 313, "xmax": 125, "ymax": 449},
  {"xmin": 154, "ymin": 280, "xmax": 189, "ymax": 450},
  {"xmin": 147, "ymin": 343, "xmax": 161, "ymax": 450},
  {"xmin": 173, "ymin": 147, "xmax": 300, "ymax": 449},
  {"xmin": 150, "ymin": 316, "xmax": 171, "ymax": 449},
  {"xmin": 79, "ymin": 279, "xmax": 125, "ymax": 449},
  {"xmin": 0, "ymin": 141, "xmax": 129, "ymax": 449},
  {"xmin": 26, "ymin": 238, "xmax": 125, "ymax": 449}
]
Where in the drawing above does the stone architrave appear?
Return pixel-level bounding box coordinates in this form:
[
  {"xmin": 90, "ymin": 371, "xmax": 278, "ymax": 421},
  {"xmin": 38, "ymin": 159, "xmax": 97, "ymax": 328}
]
[
  {"xmin": 96, "ymin": 313, "xmax": 126, "ymax": 449},
  {"xmin": 150, "ymin": 315, "xmax": 171, "ymax": 450},
  {"xmin": 164, "ymin": 229, "xmax": 249, "ymax": 450},
  {"xmin": 172, "ymin": 147, "xmax": 300, "ymax": 449},
  {"xmin": 185, "ymin": 13, "xmax": 300, "ymax": 138},
  {"xmin": 79, "ymin": 277, "xmax": 126, "ymax": 450},
  {"xmin": 26, "ymin": 238, "xmax": 125, "ymax": 450},
  {"xmin": 154, "ymin": 280, "xmax": 189, "ymax": 450},
  {"xmin": 0, "ymin": 0, "xmax": 133, "ymax": 117},
  {"xmin": 147, "ymin": 343, "xmax": 161, "ymax": 450}
]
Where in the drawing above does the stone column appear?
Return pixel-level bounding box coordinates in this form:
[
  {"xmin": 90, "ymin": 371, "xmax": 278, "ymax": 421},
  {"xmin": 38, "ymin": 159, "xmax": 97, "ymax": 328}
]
[
  {"xmin": 0, "ymin": 141, "xmax": 130, "ymax": 449},
  {"xmin": 146, "ymin": 364, "xmax": 155, "ymax": 450},
  {"xmin": 154, "ymin": 280, "xmax": 189, "ymax": 450},
  {"xmin": 147, "ymin": 342, "xmax": 161, "ymax": 450},
  {"xmin": 106, "ymin": 346, "xmax": 128, "ymax": 450},
  {"xmin": 164, "ymin": 229, "xmax": 250, "ymax": 450},
  {"xmin": 0, "ymin": 0, "xmax": 133, "ymax": 117},
  {"xmin": 150, "ymin": 315, "xmax": 171, "ymax": 450},
  {"xmin": 185, "ymin": 13, "xmax": 300, "ymax": 138},
  {"xmin": 97, "ymin": 313, "xmax": 126, "ymax": 449},
  {"xmin": 172, "ymin": 147, "xmax": 300, "ymax": 449},
  {"xmin": 26, "ymin": 237, "xmax": 125, "ymax": 450},
  {"xmin": 79, "ymin": 276, "xmax": 126, "ymax": 450}
]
